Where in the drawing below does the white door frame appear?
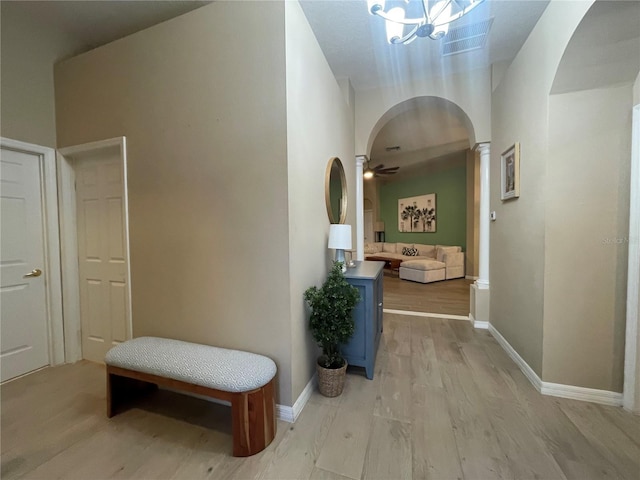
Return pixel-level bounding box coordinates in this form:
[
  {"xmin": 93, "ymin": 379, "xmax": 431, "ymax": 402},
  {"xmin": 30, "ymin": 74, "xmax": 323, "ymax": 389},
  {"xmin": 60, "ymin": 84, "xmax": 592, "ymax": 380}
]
[
  {"xmin": 624, "ymin": 104, "xmax": 640, "ymax": 413},
  {"xmin": 57, "ymin": 137, "xmax": 132, "ymax": 362},
  {"xmin": 0, "ymin": 137, "xmax": 64, "ymax": 367}
]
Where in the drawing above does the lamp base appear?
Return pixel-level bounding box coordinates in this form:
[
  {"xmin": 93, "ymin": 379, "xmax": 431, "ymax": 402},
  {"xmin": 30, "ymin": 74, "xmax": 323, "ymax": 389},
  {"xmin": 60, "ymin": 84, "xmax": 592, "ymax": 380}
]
[{"xmin": 335, "ymin": 249, "xmax": 347, "ymax": 273}]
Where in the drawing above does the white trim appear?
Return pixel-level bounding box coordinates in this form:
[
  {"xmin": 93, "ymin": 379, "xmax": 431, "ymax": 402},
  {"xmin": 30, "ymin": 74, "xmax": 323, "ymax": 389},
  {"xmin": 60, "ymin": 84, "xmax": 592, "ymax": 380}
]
[
  {"xmin": 355, "ymin": 155, "xmax": 367, "ymax": 261},
  {"xmin": 57, "ymin": 137, "xmax": 132, "ymax": 362},
  {"xmin": 488, "ymin": 323, "xmax": 622, "ymax": 407},
  {"xmin": 624, "ymin": 103, "xmax": 640, "ymax": 413},
  {"xmin": 473, "ymin": 320, "xmax": 489, "ymax": 329},
  {"xmin": 0, "ymin": 137, "xmax": 64, "ymax": 366},
  {"xmin": 488, "ymin": 323, "xmax": 542, "ymax": 391},
  {"xmin": 465, "ymin": 275, "xmax": 479, "ymax": 280},
  {"xmin": 384, "ymin": 308, "xmax": 469, "ymax": 321},
  {"xmin": 541, "ymin": 382, "xmax": 623, "ymax": 407},
  {"xmin": 277, "ymin": 374, "xmax": 317, "ymax": 423}
]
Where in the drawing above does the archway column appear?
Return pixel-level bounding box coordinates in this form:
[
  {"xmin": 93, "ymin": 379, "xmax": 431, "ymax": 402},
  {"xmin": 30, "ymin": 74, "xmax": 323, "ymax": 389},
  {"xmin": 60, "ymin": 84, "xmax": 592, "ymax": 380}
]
[
  {"xmin": 355, "ymin": 155, "xmax": 367, "ymax": 261},
  {"xmin": 471, "ymin": 143, "xmax": 490, "ymax": 328}
]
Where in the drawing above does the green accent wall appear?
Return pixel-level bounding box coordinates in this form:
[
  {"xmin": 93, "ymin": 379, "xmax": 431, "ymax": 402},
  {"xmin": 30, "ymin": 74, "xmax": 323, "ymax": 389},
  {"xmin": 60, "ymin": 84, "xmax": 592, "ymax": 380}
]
[{"xmin": 380, "ymin": 164, "xmax": 467, "ymax": 250}]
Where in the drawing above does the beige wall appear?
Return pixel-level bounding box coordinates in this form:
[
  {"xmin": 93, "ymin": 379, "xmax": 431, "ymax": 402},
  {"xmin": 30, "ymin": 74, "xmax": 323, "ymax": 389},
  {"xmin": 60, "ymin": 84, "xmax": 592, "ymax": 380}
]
[
  {"xmin": 544, "ymin": 84, "xmax": 632, "ymax": 391},
  {"xmin": 634, "ymin": 71, "xmax": 640, "ymax": 105},
  {"xmin": 490, "ymin": 0, "xmax": 594, "ymax": 376},
  {"xmin": 0, "ymin": 3, "xmax": 79, "ymax": 146},
  {"xmin": 284, "ymin": 1, "xmax": 355, "ymax": 401},
  {"xmin": 354, "ymin": 67, "xmax": 492, "ymax": 155},
  {"xmin": 54, "ymin": 2, "xmax": 296, "ymax": 404}
]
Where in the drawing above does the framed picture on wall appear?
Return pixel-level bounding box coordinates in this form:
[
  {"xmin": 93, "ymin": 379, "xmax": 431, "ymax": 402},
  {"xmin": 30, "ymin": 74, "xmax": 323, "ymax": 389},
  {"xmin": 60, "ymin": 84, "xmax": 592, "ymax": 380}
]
[
  {"xmin": 501, "ymin": 142, "xmax": 520, "ymax": 200},
  {"xmin": 398, "ymin": 194, "xmax": 436, "ymax": 232}
]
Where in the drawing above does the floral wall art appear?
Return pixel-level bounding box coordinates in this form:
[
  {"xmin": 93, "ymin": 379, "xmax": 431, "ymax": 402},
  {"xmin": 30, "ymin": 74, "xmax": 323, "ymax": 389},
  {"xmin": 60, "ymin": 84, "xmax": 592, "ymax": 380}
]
[{"xmin": 398, "ymin": 194, "xmax": 436, "ymax": 232}]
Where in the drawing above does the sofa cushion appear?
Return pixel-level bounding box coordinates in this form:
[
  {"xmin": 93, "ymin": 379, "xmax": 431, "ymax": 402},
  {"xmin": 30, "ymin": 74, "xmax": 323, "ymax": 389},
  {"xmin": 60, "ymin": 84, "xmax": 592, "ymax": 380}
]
[
  {"xmin": 364, "ymin": 243, "xmax": 380, "ymax": 254},
  {"xmin": 436, "ymin": 246, "xmax": 459, "ymax": 262},
  {"xmin": 402, "ymin": 246, "xmax": 419, "ymax": 256},
  {"xmin": 382, "ymin": 243, "xmax": 397, "ymax": 253},
  {"xmin": 396, "ymin": 242, "xmax": 413, "ymax": 253},
  {"xmin": 401, "ymin": 259, "xmax": 446, "ymax": 271},
  {"xmin": 415, "ymin": 244, "xmax": 436, "ymax": 258}
]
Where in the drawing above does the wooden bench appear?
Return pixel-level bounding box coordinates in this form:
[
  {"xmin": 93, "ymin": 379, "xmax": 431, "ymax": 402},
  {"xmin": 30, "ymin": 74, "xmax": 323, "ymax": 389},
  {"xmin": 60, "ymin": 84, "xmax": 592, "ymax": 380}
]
[{"xmin": 105, "ymin": 337, "xmax": 277, "ymax": 457}]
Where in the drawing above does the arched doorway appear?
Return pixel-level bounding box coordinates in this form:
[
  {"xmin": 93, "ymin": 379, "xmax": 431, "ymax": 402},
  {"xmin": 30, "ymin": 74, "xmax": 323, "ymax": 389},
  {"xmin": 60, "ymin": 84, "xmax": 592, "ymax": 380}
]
[{"xmin": 360, "ymin": 96, "xmax": 480, "ymax": 318}]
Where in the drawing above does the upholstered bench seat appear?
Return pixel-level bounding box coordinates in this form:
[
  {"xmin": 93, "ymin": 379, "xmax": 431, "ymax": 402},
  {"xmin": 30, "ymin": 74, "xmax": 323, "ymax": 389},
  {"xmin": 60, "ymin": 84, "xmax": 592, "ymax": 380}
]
[{"xmin": 105, "ymin": 336, "xmax": 277, "ymax": 457}]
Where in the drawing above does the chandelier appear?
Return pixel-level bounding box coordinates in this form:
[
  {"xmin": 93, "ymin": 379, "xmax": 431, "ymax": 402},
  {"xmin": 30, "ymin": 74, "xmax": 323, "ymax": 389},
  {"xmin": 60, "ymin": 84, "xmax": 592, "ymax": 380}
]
[{"xmin": 367, "ymin": 0, "xmax": 485, "ymax": 44}]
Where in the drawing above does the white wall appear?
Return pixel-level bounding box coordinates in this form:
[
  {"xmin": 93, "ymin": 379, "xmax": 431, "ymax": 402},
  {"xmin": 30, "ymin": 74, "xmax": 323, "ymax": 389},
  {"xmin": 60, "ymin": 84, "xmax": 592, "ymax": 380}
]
[
  {"xmin": 490, "ymin": 0, "xmax": 594, "ymax": 376},
  {"xmin": 0, "ymin": 3, "xmax": 79, "ymax": 146},
  {"xmin": 634, "ymin": 71, "xmax": 640, "ymax": 105},
  {"xmin": 545, "ymin": 84, "xmax": 632, "ymax": 391},
  {"xmin": 284, "ymin": 1, "xmax": 356, "ymax": 401},
  {"xmin": 354, "ymin": 67, "xmax": 492, "ymax": 155},
  {"xmin": 55, "ymin": 2, "xmax": 296, "ymax": 404}
]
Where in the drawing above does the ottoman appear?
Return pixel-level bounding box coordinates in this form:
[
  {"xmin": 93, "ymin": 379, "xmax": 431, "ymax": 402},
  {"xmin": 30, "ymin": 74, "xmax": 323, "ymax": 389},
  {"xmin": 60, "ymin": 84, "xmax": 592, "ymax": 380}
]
[{"xmin": 399, "ymin": 259, "xmax": 446, "ymax": 284}]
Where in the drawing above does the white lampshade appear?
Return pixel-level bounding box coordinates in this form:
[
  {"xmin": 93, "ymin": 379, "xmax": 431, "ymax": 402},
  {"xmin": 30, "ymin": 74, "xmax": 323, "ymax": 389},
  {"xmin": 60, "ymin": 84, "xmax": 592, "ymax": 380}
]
[
  {"xmin": 374, "ymin": 221, "xmax": 385, "ymax": 232},
  {"xmin": 328, "ymin": 224, "xmax": 352, "ymax": 250}
]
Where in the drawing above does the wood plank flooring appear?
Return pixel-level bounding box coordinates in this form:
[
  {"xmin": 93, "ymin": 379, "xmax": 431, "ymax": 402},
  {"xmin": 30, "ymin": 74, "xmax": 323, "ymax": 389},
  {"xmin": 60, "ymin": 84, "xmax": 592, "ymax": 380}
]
[
  {"xmin": 383, "ymin": 275, "xmax": 473, "ymax": 316},
  {"xmin": 2, "ymin": 313, "xmax": 639, "ymax": 480}
]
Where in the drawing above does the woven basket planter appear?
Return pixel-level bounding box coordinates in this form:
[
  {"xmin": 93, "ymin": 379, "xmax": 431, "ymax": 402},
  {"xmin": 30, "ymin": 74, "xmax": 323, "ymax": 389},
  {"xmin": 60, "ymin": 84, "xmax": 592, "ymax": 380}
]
[{"xmin": 316, "ymin": 360, "xmax": 348, "ymax": 397}]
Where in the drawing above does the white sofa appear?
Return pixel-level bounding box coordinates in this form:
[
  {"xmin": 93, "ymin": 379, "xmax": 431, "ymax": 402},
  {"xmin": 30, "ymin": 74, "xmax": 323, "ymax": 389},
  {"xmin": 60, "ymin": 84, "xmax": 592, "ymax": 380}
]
[{"xmin": 364, "ymin": 242, "xmax": 465, "ymax": 284}]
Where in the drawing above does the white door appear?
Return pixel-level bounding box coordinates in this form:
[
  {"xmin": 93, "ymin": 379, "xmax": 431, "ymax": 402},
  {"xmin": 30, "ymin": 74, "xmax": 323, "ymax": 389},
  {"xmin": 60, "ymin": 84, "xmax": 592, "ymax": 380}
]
[
  {"xmin": 364, "ymin": 210, "xmax": 374, "ymax": 244},
  {"xmin": 0, "ymin": 148, "xmax": 50, "ymax": 381},
  {"xmin": 75, "ymin": 151, "xmax": 130, "ymax": 363}
]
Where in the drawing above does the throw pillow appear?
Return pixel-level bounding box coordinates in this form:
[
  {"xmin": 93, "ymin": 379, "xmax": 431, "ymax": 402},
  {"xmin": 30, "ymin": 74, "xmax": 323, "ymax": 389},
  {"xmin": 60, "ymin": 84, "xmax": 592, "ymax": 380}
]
[{"xmin": 402, "ymin": 246, "xmax": 419, "ymax": 256}]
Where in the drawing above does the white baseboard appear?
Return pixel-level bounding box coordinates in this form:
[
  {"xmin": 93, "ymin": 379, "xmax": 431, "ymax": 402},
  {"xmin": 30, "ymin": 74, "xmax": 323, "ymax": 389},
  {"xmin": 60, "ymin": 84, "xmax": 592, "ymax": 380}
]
[
  {"xmin": 488, "ymin": 323, "xmax": 542, "ymax": 391},
  {"xmin": 277, "ymin": 374, "xmax": 316, "ymax": 423},
  {"xmin": 384, "ymin": 308, "xmax": 469, "ymax": 321},
  {"xmin": 541, "ymin": 382, "xmax": 623, "ymax": 407},
  {"xmin": 488, "ymin": 323, "xmax": 622, "ymax": 406},
  {"xmin": 469, "ymin": 313, "xmax": 488, "ymax": 329}
]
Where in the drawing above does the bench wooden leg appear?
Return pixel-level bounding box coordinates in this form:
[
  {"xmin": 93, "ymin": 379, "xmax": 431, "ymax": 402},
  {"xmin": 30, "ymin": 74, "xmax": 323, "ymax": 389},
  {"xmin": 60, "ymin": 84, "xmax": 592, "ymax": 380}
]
[{"xmin": 231, "ymin": 378, "xmax": 276, "ymax": 457}]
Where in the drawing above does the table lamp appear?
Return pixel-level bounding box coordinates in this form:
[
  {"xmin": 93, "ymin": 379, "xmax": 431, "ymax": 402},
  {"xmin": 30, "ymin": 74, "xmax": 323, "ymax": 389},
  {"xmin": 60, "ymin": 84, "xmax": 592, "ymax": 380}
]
[{"xmin": 328, "ymin": 224, "xmax": 352, "ymax": 272}]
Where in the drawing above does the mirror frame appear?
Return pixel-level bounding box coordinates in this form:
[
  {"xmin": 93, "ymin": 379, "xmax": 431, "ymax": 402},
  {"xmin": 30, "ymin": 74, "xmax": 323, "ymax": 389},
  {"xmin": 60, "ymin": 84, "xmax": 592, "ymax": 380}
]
[{"xmin": 325, "ymin": 157, "xmax": 347, "ymax": 224}]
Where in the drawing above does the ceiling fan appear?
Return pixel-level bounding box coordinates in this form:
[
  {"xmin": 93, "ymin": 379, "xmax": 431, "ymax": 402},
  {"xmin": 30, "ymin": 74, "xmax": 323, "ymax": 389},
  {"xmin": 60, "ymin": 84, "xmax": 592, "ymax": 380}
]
[{"xmin": 363, "ymin": 161, "xmax": 400, "ymax": 179}]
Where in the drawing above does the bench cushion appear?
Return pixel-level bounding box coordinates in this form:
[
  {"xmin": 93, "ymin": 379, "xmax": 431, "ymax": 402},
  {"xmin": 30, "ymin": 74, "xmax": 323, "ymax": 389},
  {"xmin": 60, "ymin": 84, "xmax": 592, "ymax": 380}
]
[{"xmin": 105, "ymin": 337, "xmax": 277, "ymax": 393}]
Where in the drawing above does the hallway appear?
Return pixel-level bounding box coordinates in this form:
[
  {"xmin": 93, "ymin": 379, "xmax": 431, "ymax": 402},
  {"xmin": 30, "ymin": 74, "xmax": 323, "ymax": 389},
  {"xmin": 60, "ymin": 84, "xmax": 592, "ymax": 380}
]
[{"xmin": 2, "ymin": 313, "xmax": 639, "ymax": 479}]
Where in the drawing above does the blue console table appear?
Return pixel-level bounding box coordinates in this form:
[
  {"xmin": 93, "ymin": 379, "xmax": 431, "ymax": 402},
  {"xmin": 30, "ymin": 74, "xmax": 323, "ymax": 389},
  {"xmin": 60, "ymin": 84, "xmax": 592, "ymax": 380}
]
[{"xmin": 341, "ymin": 261, "xmax": 384, "ymax": 379}]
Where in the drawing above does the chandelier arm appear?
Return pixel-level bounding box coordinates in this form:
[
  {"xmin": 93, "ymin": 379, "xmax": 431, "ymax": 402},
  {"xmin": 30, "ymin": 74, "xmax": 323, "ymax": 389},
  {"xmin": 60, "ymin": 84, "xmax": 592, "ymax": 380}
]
[
  {"xmin": 390, "ymin": 25, "xmax": 420, "ymax": 44},
  {"xmin": 372, "ymin": 10, "xmax": 425, "ymax": 26}
]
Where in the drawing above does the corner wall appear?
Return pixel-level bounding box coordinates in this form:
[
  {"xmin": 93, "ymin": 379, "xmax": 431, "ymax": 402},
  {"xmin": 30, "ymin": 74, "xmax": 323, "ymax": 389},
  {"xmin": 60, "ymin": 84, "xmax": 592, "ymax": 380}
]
[
  {"xmin": 490, "ymin": 0, "xmax": 594, "ymax": 376},
  {"xmin": 0, "ymin": 3, "xmax": 79, "ymax": 146},
  {"xmin": 544, "ymin": 84, "xmax": 631, "ymax": 392},
  {"xmin": 284, "ymin": 1, "xmax": 356, "ymax": 402},
  {"xmin": 54, "ymin": 2, "xmax": 294, "ymax": 403}
]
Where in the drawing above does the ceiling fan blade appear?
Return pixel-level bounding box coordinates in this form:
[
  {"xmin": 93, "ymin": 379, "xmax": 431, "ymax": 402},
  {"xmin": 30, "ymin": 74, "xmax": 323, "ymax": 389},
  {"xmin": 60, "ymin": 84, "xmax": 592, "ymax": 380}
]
[
  {"xmin": 377, "ymin": 167, "xmax": 399, "ymax": 173},
  {"xmin": 372, "ymin": 164, "xmax": 386, "ymax": 171}
]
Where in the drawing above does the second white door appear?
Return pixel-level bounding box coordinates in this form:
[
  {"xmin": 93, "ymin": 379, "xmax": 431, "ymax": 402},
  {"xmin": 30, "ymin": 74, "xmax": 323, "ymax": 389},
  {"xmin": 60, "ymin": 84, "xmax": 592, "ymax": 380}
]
[{"xmin": 75, "ymin": 149, "xmax": 130, "ymax": 363}]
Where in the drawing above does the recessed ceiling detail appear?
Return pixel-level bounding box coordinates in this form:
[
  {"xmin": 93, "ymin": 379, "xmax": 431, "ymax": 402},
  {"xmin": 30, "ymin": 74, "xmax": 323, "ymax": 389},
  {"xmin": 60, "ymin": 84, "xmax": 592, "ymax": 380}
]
[{"xmin": 442, "ymin": 17, "xmax": 494, "ymax": 56}]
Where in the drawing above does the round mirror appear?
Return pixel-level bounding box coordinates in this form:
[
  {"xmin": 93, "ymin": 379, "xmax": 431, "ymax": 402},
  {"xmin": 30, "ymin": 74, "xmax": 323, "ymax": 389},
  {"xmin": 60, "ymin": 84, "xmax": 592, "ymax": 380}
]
[{"xmin": 325, "ymin": 157, "xmax": 347, "ymax": 224}]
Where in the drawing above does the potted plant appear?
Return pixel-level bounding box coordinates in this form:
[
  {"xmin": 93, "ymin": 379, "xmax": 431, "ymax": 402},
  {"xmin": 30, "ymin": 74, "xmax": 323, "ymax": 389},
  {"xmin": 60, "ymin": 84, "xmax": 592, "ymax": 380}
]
[{"xmin": 304, "ymin": 261, "xmax": 360, "ymax": 397}]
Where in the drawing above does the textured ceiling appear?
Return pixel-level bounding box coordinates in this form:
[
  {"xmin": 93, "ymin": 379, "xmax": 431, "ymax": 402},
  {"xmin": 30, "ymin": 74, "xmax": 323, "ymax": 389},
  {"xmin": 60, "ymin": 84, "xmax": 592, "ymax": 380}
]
[
  {"xmin": 1, "ymin": 1, "xmax": 212, "ymax": 57},
  {"xmin": 299, "ymin": 0, "xmax": 550, "ymax": 91}
]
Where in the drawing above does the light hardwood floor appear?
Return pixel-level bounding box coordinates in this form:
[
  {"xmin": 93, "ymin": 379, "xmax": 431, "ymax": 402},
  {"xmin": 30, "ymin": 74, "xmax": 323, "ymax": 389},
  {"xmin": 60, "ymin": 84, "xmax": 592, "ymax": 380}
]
[
  {"xmin": 383, "ymin": 274, "xmax": 473, "ymax": 316},
  {"xmin": 2, "ymin": 314, "xmax": 639, "ymax": 480}
]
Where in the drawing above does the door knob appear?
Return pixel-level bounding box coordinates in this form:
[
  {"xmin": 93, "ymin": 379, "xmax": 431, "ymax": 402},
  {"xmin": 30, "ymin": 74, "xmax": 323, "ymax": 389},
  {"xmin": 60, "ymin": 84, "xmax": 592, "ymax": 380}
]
[{"xmin": 24, "ymin": 269, "xmax": 42, "ymax": 278}]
